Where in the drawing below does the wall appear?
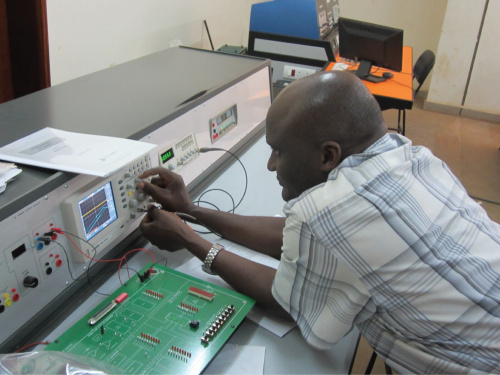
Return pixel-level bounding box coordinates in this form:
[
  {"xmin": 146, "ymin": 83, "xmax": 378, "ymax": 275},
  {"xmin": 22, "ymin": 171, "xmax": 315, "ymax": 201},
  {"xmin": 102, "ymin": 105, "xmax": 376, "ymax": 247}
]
[
  {"xmin": 463, "ymin": 1, "xmax": 499, "ymax": 114},
  {"xmin": 47, "ymin": 0, "xmax": 498, "ymax": 123},
  {"xmin": 48, "ymin": 0, "xmax": 448, "ymax": 90},
  {"xmin": 425, "ymin": 1, "xmax": 484, "ymax": 112},
  {"xmin": 338, "ymin": 0, "xmax": 448, "ymax": 93},
  {"xmin": 424, "ymin": 1, "xmax": 499, "ymax": 122},
  {"xmin": 47, "ymin": 0, "xmax": 265, "ymax": 85}
]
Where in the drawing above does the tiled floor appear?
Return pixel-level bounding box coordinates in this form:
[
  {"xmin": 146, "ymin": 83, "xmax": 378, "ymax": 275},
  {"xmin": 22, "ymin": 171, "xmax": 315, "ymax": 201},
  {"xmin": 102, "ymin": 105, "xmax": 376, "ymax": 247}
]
[
  {"xmin": 349, "ymin": 94, "xmax": 500, "ymax": 374},
  {"xmin": 387, "ymin": 95, "xmax": 500, "ymax": 223}
]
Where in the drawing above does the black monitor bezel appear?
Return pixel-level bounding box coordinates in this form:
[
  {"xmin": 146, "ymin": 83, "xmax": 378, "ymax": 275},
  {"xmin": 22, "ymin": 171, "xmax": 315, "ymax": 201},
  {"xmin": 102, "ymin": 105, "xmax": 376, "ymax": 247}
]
[{"xmin": 338, "ymin": 17, "xmax": 403, "ymax": 74}]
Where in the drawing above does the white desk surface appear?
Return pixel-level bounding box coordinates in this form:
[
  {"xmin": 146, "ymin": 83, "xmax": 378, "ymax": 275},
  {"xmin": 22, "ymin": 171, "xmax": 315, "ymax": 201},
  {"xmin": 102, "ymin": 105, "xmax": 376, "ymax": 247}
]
[{"xmin": 40, "ymin": 134, "xmax": 359, "ymax": 374}]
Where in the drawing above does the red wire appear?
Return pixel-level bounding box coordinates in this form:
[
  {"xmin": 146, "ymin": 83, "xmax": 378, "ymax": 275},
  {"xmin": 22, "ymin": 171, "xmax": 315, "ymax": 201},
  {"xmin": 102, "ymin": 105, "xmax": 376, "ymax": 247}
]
[
  {"xmin": 14, "ymin": 341, "xmax": 50, "ymax": 353},
  {"xmin": 12, "ymin": 233, "xmax": 155, "ymax": 353},
  {"xmin": 54, "ymin": 229, "xmax": 155, "ymax": 284},
  {"xmin": 117, "ymin": 248, "xmax": 155, "ymax": 284}
]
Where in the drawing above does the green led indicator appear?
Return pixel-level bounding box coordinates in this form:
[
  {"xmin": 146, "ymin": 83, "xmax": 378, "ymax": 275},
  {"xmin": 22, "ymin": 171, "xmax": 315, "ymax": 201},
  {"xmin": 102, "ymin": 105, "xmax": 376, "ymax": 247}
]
[{"xmin": 161, "ymin": 148, "xmax": 174, "ymax": 164}]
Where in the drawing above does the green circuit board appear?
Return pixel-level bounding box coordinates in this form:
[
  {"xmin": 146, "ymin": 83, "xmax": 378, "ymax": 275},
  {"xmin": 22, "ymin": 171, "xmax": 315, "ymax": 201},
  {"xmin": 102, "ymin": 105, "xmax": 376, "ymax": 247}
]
[{"xmin": 45, "ymin": 264, "xmax": 255, "ymax": 374}]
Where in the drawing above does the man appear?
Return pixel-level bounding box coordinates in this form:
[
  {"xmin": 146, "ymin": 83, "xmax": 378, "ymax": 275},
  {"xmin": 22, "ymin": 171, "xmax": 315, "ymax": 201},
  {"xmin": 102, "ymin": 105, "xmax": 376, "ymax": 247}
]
[{"xmin": 138, "ymin": 71, "xmax": 500, "ymax": 373}]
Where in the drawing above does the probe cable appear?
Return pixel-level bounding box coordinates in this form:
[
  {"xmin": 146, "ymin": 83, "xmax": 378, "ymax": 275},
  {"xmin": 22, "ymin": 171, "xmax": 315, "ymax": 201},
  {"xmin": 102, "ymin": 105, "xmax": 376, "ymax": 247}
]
[
  {"xmin": 197, "ymin": 189, "xmax": 235, "ymax": 212},
  {"xmin": 173, "ymin": 147, "xmax": 247, "ymax": 236},
  {"xmin": 198, "ymin": 147, "xmax": 248, "ymax": 213},
  {"xmin": 470, "ymin": 195, "xmax": 500, "ymax": 206}
]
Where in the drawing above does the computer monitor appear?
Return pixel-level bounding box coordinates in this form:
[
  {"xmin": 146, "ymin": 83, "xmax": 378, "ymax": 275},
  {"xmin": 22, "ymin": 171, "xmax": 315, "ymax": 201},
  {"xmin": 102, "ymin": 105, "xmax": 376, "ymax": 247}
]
[{"xmin": 338, "ymin": 17, "xmax": 403, "ymax": 83}]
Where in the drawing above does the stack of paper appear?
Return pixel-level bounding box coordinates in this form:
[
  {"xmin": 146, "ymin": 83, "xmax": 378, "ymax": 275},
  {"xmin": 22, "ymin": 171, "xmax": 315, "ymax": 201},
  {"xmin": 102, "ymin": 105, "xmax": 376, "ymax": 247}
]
[
  {"xmin": 0, "ymin": 127, "xmax": 157, "ymax": 178},
  {"xmin": 0, "ymin": 162, "xmax": 22, "ymax": 194}
]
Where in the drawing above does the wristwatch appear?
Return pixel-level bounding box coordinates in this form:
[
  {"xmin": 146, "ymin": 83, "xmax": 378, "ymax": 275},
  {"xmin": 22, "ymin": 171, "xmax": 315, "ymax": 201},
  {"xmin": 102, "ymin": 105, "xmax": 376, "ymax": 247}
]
[{"xmin": 202, "ymin": 243, "xmax": 223, "ymax": 275}]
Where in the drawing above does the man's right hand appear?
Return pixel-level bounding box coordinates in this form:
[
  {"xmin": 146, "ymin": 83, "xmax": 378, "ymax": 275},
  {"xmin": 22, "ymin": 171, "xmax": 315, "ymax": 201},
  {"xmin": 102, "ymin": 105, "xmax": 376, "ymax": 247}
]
[
  {"xmin": 139, "ymin": 206, "xmax": 195, "ymax": 251},
  {"xmin": 137, "ymin": 167, "xmax": 195, "ymax": 214}
]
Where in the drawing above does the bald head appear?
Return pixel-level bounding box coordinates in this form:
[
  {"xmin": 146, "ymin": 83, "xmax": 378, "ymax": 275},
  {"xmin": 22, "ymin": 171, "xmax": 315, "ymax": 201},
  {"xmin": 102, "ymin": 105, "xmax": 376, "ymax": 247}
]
[
  {"xmin": 267, "ymin": 71, "xmax": 387, "ymax": 163},
  {"xmin": 265, "ymin": 71, "xmax": 388, "ymax": 201}
]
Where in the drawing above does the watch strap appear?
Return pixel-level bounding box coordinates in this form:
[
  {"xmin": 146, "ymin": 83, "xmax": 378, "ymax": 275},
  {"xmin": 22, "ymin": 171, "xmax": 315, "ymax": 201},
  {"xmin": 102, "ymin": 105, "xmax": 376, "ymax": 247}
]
[{"xmin": 202, "ymin": 243, "xmax": 223, "ymax": 275}]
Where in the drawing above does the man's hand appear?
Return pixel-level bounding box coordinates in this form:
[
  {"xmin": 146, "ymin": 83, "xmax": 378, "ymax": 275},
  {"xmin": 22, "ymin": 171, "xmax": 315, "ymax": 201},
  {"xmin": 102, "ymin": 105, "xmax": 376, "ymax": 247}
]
[
  {"xmin": 137, "ymin": 168, "xmax": 195, "ymax": 214},
  {"xmin": 139, "ymin": 206, "xmax": 195, "ymax": 251}
]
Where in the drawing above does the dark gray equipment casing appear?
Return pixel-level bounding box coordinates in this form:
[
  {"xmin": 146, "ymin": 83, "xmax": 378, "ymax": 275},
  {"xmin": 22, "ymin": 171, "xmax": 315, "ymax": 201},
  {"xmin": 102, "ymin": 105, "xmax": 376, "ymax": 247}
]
[{"xmin": 0, "ymin": 46, "xmax": 271, "ymax": 352}]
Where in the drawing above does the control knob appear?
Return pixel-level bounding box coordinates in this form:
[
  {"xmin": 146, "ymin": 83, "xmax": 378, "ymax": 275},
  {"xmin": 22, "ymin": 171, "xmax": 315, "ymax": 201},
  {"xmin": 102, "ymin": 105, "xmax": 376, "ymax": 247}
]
[{"xmin": 23, "ymin": 276, "xmax": 39, "ymax": 288}]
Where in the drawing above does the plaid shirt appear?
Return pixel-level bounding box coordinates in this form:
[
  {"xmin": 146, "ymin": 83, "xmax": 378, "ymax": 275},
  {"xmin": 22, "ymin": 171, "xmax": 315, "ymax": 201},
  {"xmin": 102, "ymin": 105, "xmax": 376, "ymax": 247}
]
[{"xmin": 272, "ymin": 133, "xmax": 500, "ymax": 374}]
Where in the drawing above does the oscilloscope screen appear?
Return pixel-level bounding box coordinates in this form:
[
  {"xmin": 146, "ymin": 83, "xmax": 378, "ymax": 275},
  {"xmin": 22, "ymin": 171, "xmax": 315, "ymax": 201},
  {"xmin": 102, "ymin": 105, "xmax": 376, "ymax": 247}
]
[{"xmin": 77, "ymin": 182, "xmax": 118, "ymax": 241}]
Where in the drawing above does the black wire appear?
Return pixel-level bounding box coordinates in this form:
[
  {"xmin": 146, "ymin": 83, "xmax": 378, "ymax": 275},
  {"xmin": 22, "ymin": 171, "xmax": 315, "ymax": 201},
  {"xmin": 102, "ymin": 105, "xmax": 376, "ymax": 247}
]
[
  {"xmin": 119, "ymin": 264, "xmax": 140, "ymax": 281},
  {"xmin": 470, "ymin": 195, "xmax": 500, "ymax": 206},
  {"xmin": 196, "ymin": 188, "xmax": 235, "ymax": 212},
  {"xmin": 199, "ymin": 147, "xmax": 248, "ymax": 212},
  {"xmin": 65, "ymin": 230, "xmax": 149, "ymax": 292},
  {"xmin": 155, "ymin": 256, "xmax": 168, "ymax": 266},
  {"xmin": 52, "ymin": 241, "xmax": 78, "ymax": 281},
  {"xmin": 339, "ymin": 62, "xmax": 413, "ymax": 88},
  {"xmin": 187, "ymin": 147, "xmax": 248, "ymax": 237},
  {"xmin": 194, "ymin": 200, "xmax": 220, "ymax": 211},
  {"xmin": 188, "ymin": 199, "xmax": 221, "ymax": 235},
  {"xmin": 176, "ymin": 201, "xmax": 223, "ymax": 237},
  {"xmin": 62, "ymin": 230, "xmax": 110, "ymax": 297},
  {"xmin": 384, "ymin": 78, "xmax": 413, "ymax": 89}
]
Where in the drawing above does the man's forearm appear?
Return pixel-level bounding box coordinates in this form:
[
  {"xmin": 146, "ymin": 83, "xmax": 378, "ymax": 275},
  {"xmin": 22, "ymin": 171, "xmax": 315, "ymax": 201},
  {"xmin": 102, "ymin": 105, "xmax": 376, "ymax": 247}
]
[
  {"xmin": 185, "ymin": 205, "xmax": 285, "ymax": 259},
  {"xmin": 185, "ymin": 234, "xmax": 287, "ymax": 313}
]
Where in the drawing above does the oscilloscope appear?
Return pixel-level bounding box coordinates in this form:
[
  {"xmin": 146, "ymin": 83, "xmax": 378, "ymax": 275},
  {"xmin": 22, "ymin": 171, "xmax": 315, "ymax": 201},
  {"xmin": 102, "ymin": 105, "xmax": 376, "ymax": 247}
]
[{"xmin": 61, "ymin": 154, "xmax": 152, "ymax": 262}]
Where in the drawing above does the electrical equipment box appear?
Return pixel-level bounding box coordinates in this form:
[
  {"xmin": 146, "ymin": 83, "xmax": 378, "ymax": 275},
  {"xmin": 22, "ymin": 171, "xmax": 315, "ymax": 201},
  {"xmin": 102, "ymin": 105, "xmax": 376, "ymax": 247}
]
[
  {"xmin": 0, "ymin": 46, "xmax": 271, "ymax": 352},
  {"xmin": 158, "ymin": 132, "xmax": 199, "ymax": 172},
  {"xmin": 248, "ymin": 0, "xmax": 340, "ymax": 84},
  {"xmin": 209, "ymin": 104, "xmax": 237, "ymax": 143},
  {"xmin": 250, "ymin": 0, "xmax": 340, "ymax": 40}
]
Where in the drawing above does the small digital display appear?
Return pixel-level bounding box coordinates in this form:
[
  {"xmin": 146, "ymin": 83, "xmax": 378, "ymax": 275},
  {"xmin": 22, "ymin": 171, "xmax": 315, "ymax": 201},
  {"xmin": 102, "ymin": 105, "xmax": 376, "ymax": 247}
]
[
  {"xmin": 160, "ymin": 148, "xmax": 175, "ymax": 164},
  {"xmin": 216, "ymin": 109, "xmax": 233, "ymax": 125},
  {"xmin": 78, "ymin": 182, "xmax": 118, "ymax": 241},
  {"xmin": 12, "ymin": 244, "xmax": 27, "ymax": 260}
]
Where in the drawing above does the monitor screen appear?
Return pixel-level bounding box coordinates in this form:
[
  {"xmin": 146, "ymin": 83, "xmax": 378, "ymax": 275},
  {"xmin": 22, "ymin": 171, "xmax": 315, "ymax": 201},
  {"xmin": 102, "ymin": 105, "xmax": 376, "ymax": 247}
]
[
  {"xmin": 338, "ymin": 17, "xmax": 403, "ymax": 83},
  {"xmin": 77, "ymin": 182, "xmax": 118, "ymax": 241}
]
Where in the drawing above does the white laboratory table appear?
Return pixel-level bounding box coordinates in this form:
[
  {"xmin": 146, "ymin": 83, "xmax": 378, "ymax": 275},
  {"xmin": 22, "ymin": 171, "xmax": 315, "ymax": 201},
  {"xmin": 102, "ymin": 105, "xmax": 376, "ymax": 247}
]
[{"xmin": 38, "ymin": 134, "xmax": 359, "ymax": 374}]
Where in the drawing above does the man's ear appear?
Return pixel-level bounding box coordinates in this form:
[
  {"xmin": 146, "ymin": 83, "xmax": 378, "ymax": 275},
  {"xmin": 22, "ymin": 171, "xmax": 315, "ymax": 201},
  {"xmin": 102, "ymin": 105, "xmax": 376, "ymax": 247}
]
[{"xmin": 320, "ymin": 141, "xmax": 341, "ymax": 172}]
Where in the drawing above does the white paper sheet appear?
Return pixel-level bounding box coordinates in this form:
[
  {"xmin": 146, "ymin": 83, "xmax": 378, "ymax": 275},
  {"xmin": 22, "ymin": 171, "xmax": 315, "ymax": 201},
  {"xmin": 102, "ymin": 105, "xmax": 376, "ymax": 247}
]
[
  {"xmin": 332, "ymin": 62, "xmax": 349, "ymax": 71},
  {"xmin": 0, "ymin": 162, "xmax": 22, "ymax": 194},
  {"xmin": 204, "ymin": 344, "xmax": 265, "ymax": 375},
  {"xmin": 218, "ymin": 239, "xmax": 280, "ymax": 269},
  {"xmin": 0, "ymin": 127, "xmax": 156, "ymax": 177}
]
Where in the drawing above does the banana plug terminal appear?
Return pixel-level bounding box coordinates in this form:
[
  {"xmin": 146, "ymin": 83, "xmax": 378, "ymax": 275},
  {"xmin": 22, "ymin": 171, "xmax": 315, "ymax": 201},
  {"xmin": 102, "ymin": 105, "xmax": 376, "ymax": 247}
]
[{"xmin": 37, "ymin": 236, "xmax": 52, "ymax": 245}]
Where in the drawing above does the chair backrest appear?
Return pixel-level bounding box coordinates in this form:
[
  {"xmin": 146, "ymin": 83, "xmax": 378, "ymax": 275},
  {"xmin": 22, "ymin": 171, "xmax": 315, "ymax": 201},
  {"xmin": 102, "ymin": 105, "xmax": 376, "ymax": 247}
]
[{"xmin": 413, "ymin": 50, "xmax": 435, "ymax": 95}]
